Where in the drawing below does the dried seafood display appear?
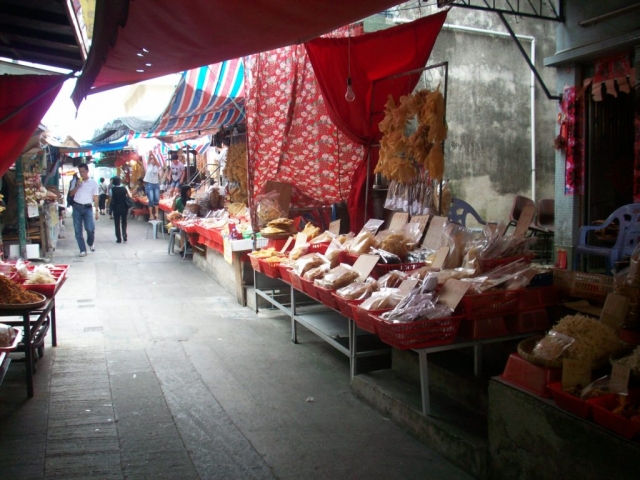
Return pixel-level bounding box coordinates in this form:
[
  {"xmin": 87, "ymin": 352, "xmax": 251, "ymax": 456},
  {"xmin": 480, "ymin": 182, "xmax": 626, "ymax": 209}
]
[
  {"xmin": 0, "ymin": 275, "xmax": 42, "ymax": 304},
  {"xmin": 224, "ymin": 141, "xmax": 248, "ymax": 204}
]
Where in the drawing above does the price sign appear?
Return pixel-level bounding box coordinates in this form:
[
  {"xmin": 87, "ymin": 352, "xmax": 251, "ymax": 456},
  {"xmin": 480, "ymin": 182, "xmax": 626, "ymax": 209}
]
[
  {"xmin": 431, "ymin": 247, "xmax": 449, "ymax": 270},
  {"xmin": 294, "ymin": 233, "xmax": 308, "ymax": 248},
  {"xmin": 352, "ymin": 254, "xmax": 380, "ymax": 282},
  {"xmin": 328, "ymin": 220, "xmax": 341, "ymax": 235},
  {"xmin": 388, "ymin": 212, "xmax": 409, "ymax": 231},
  {"xmin": 610, "ymin": 363, "xmax": 631, "ymax": 394},
  {"xmin": 422, "ymin": 216, "xmax": 448, "ymax": 250},
  {"xmin": 438, "ymin": 279, "xmax": 471, "ymax": 310},
  {"xmin": 409, "ymin": 215, "xmax": 430, "ymax": 234},
  {"xmin": 398, "ymin": 278, "xmax": 419, "ymax": 294}
]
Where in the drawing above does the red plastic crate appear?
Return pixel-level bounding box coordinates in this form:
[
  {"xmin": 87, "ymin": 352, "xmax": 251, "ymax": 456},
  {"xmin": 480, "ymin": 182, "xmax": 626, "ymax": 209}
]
[
  {"xmin": 588, "ymin": 391, "xmax": 640, "ymax": 439},
  {"xmin": 458, "ymin": 316, "xmax": 507, "ymax": 339},
  {"xmin": 333, "ymin": 294, "xmax": 363, "ymax": 320},
  {"xmin": 300, "ymin": 277, "xmax": 320, "ymax": 300},
  {"xmin": 249, "ymin": 255, "xmax": 262, "ymax": 273},
  {"xmin": 500, "ymin": 353, "xmax": 562, "ymax": 398},
  {"xmin": 258, "ymin": 259, "xmax": 281, "ymax": 279},
  {"xmin": 547, "ymin": 382, "xmax": 593, "ymax": 419},
  {"xmin": 308, "ymin": 242, "xmax": 330, "ymax": 254},
  {"xmin": 315, "ymin": 285, "xmax": 338, "ymax": 309},
  {"xmin": 352, "ymin": 306, "xmax": 391, "ymax": 334},
  {"xmin": 460, "ymin": 289, "xmax": 521, "ymax": 321},
  {"xmin": 505, "ymin": 309, "xmax": 549, "ymax": 334},
  {"xmin": 289, "ymin": 272, "xmax": 304, "ymax": 291},
  {"xmin": 369, "ymin": 262, "xmax": 424, "ymax": 280},
  {"xmin": 278, "ymin": 264, "xmax": 292, "ymax": 284},
  {"xmin": 372, "ymin": 314, "xmax": 463, "ymax": 350},
  {"xmin": 519, "ymin": 286, "xmax": 559, "ymax": 310},
  {"xmin": 478, "ymin": 253, "xmax": 534, "ymax": 272}
]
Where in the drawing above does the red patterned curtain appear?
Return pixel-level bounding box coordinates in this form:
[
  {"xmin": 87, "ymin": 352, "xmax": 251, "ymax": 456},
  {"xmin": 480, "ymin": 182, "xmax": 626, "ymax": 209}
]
[
  {"xmin": 245, "ymin": 27, "xmax": 365, "ymax": 224},
  {"xmin": 0, "ymin": 75, "xmax": 65, "ymax": 177}
]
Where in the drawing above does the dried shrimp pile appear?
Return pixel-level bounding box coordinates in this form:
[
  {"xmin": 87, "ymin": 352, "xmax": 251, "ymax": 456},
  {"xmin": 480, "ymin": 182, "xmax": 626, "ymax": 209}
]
[
  {"xmin": 0, "ymin": 275, "xmax": 42, "ymax": 304},
  {"xmin": 376, "ymin": 88, "xmax": 447, "ymax": 183}
]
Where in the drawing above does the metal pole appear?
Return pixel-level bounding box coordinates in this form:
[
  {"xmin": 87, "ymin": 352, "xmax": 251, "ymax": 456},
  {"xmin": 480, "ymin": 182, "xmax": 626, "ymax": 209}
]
[{"xmin": 15, "ymin": 156, "xmax": 28, "ymax": 259}]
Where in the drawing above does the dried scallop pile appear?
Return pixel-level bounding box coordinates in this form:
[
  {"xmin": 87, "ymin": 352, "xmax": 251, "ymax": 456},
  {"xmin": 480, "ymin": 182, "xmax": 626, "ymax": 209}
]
[{"xmin": 0, "ymin": 275, "xmax": 41, "ymax": 304}]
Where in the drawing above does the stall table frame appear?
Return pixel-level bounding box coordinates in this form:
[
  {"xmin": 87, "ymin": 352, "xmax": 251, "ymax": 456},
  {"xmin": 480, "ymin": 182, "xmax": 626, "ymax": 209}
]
[{"xmin": 0, "ymin": 296, "xmax": 58, "ymax": 397}]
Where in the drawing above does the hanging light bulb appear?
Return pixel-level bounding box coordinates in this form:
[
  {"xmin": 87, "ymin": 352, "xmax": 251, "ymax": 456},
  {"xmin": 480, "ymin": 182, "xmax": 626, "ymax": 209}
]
[
  {"xmin": 345, "ymin": 77, "xmax": 355, "ymax": 102},
  {"xmin": 345, "ymin": 27, "xmax": 355, "ymax": 102}
]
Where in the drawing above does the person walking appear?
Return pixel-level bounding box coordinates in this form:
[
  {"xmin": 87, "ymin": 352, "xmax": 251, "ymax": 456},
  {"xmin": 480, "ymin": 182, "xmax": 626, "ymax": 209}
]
[
  {"xmin": 107, "ymin": 177, "xmax": 115, "ymax": 219},
  {"xmin": 68, "ymin": 163, "xmax": 99, "ymax": 257},
  {"xmin": 109, "ymin": 177, "xmax": 131, "ymax": 243},
  {"xmin": 98, "ymin": 177, "xmax": 108, "ymax": 215},
  {"xmin": 143, "ymin": 152, "xmax": 161, "ymax": 220}
]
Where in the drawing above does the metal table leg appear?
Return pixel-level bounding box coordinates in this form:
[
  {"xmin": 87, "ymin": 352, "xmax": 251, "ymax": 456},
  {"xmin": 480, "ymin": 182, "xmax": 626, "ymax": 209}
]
[
  {"xmin": 349, "ymin": 320, "xmax": 357, "ymax": 380},
  {"xmin": 418, "ymin": 350, "xmax": 430, "ymax": 416},
  {"xmin": 474, "ymin": 344, "xmax": 483, "ymax": 377},
  {"xmin": 23, "ymin": 312, "xmax": 33, "ymax": 397},
  {"xmin": 291, "ymin": 287, "xmax": 298, "ymax": 344},
  {"xmin": 50, "ymin": 297, "xmax": 57, "ymax": 347}
]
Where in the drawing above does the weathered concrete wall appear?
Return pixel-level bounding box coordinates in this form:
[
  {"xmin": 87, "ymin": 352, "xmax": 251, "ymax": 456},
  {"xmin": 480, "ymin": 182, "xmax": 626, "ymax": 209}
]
[
  {"xmin": 367, "ymin": 6, "xmax": 558, "ymax": 224},
  {"xmin": 489, "ymin": 379, "xmax": 640, "ymax": 480}
]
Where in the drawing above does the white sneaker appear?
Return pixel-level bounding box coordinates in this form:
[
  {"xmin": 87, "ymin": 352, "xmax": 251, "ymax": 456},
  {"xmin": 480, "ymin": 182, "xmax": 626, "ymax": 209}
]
[
  {"xmin": 89, "ymin": 244, "xmax": 96, "ymax": 252},
  {"xmin": 79, "ymin": 251, "xmax": 87, "ymax": 257}
]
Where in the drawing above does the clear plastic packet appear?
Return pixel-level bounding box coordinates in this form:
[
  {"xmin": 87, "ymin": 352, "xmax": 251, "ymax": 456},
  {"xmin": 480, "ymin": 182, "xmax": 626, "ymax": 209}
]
[
  {"xmin": 440, "ymin": 223, "xmax": 475, "ymax": 270},
  {"xmin": 579, "ymin": 375, "xmax": 611, "ymax": 399},
  {"xmin": 0, "ymin": 323, "xmax": 17, "ymax": 347},
  {"xmin": 376, "ymin": 232, "xmax": 409, "ymax": 258},
  {"xmin": 256, "ymin": 190, "xmax": 285, "ymax": 227},
  {"xmin": 402, "ymin": 222, "xmax": 423, "ymax": 245},
  {"xmin": 359, "ymin": 288, "xmax": 404, "ymax": 311},
  {"xmin": 335, "ymin": 280, "xmax": 378, "ymax": 300},
  {"xmin": 421, "ymin": 273, "xmax": 439, "ymax": 293},
  {"xmin": 314, "ymin": 264, "xmax": 360, "ymax": 289},
  {"xmin": 304, "ymin": 263, "xmax": 330, "ymax": 281},
  {"xmin": 324, "ymin": 238, "xmax": 346, "ymax": 266},
  {"xmin": 289, "ymin": 244, "xmax": 309, "ymax": 261},
  {"xmin": 476, "ymin": 259, "xmax": 533, "ymax": 292},
  {"xmin": 349, "ymin": 230, "xmax": 376, "ymax": 255},
  {"xmin": 293, "ymin": 253, "xmax": 326, "ymax": 276},
  {"xmin": 504, "ymin": 267, "xmax": 535, "ymax": 290},
  {"xmin": 371, "ymin": 247, "xmax": 402, "ymax": 264},
  {"xmin": 406, "ymin": 247, "xmax": 436, "ymax": 263},
  {"xmin": 310, "ymin": 231, "xmax": 336, "ymax": 244},
  {"xmin": 26, "ymin": 266, "xmax": 56, "ymax": 284},
  {"xmin": 15, "ymin": 258, "xmax": 29, "ymax": 279},
  {"xmin": 377, "ymin": 270, "xmax": 408, "ymax": 289},
  {"xmin": 436, "ymin": 268, "xmax": 476, "ymax": 286},
  {"xmin": 532, "ymin": 332, "xmax": 575, "ymax": 361}
]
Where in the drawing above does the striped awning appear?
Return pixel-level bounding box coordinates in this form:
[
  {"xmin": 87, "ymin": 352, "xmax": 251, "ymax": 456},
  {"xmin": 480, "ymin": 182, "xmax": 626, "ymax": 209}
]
[{"xmin": 126, "ymin": 59, "xmax": 244, "ymax": 139}]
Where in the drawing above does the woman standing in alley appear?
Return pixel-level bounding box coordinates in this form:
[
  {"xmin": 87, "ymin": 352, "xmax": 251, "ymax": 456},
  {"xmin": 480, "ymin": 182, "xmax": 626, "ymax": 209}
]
[
  {"xmin": 109, "ymin": 177, "xmax": 131, "ymax": 243},
  {"xmin": 98, "ymin": 178, "xmax": 108, "ymax": 215}
]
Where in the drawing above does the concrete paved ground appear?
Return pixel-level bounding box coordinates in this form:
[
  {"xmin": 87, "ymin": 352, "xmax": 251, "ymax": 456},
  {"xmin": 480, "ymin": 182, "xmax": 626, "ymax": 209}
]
[{"xmin": 0, "ymin": 213, "xmax": 473, "ymax": 479}]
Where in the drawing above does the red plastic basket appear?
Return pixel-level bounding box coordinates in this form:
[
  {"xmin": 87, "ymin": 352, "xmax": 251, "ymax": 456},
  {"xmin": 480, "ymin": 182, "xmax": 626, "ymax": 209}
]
[
  {"xmin": 338, "ymin": 251, "xmax": 359, "ymax": 265},
  {"xmin": 478, "ymin": 253, "xmax": 535, "ymax": 272},
  {"xmin": 315, "ymin": 285, "xmax": 338, "ymax": 309},
  {"xmin": 259, "ymin": 259, "xmax": 281, "ymax": 279},
  {"xmin": 249, "ymin": 255, "xmax": 262, "ymax": 273},
  {"xmin": 460, "ymin": 289, "xmax": 521, "ymax": 321},
  {"xmin": 458, "ymin": 316, "xmax": 507, "ymax": 339},
  {"xmin": 18, "ymin": 270, "xmax": 64, "ymax": 298},
  {"xmin": 308, "ymin": 242, "xmax": 330, "ymax": 254},
  {"xmin": 278, "ymin": 264, "xmax": 292, "ymax": 284},
  {"xmin": 372, "ymin": 314, "xmax": 463, "ymax": 350},
  {"xmin": 300, "ymin": 277, "xmax": 320, "ymax": 300},
  {"xmin": 588, "ymin": 391, "xmax": 640, "ymax": 439},
  {"xmin": 500, "ymin": 353, "xmax": 561, "ymax": 398},
  {"xmin": 352, "ymin": 306, "xmax": 391, "ymax": 334},
  {"xmin": 505, "ymin": 309, "xmax": 549, "ymax": 334},
  {"xmin": 547, "ymin": 382, "xmax": 593, "ymax": 419},
  {"xmin": 333, "ymin": 294, "xmax": 363, "ymax": 320},
  {"xmin": 519, "ymin": 286, "xmax": 559, "ymax": 310},
  {"xmin": 289, "ymin": 271, "xmax": 304, "ymax": 291},
  {"xmin": 370, "ymin": 262, "xmax": 424, "ymax": 280}
]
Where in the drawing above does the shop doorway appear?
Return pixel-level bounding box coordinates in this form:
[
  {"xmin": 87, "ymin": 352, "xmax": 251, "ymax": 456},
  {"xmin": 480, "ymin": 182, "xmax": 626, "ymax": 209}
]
[{"xmin": 584, "ymin": 83, "xmax": 635, "ymax": 227}]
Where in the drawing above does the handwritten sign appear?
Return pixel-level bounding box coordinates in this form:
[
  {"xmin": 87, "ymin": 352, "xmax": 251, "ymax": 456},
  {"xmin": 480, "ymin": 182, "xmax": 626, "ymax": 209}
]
[
  {"xmin": 600, "ymin": 293, "xmax": 629, "ymax": 333},
  {"xmin": 294, "ymin": 233, "xmax": 308, "ymax": 248},
  {"xmin": 352, "ymin": 254, "xmax": 380, "ymax": 282},
  {"xmin": 388, "ymin": 212, "xmax": 409, "ymax": 231},
  {"xmin": 438, "ymin": 279, "xmax": 471, "ymax": 310},
  {"xmin": 422, "ymin": 216, "xmax": 448, "ymax": 250},
  {"xmin": 431, "ymin": 247, "xmax": 449, "ymax": 270},
  {"xmin": 610, "ymin": 363, "xmax": 631, "ymax": 394},
  {"xmin": 361, "ymin": 219, "xmax": 385, "ymax": 234},
  {"xmin": 328, "ymin": 220, "xmax": 341, "ymax": 235},
  {"xmin": 409, "ymin": 215, "xmax": 430, "ymax": 235},
  {"xmin": 398, "ymin": 278, "xmax": 419, "ymax": 294}
]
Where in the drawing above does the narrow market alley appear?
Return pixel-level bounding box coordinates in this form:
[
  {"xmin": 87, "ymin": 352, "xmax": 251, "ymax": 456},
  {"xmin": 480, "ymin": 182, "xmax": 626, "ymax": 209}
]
[{"xmin": 0, "ymin": 216, "xmax": 472, "ymax": 480}]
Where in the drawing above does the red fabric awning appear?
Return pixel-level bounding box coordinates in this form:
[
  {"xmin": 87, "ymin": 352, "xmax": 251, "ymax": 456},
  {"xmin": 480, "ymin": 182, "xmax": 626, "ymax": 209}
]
[
  {"xmin": 0, "ymin": 75, "xmax": 66, "ymax": 178},
  {"xmin": 72, "ymin": 0, "xmax": 406, "ymax": 108}
]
